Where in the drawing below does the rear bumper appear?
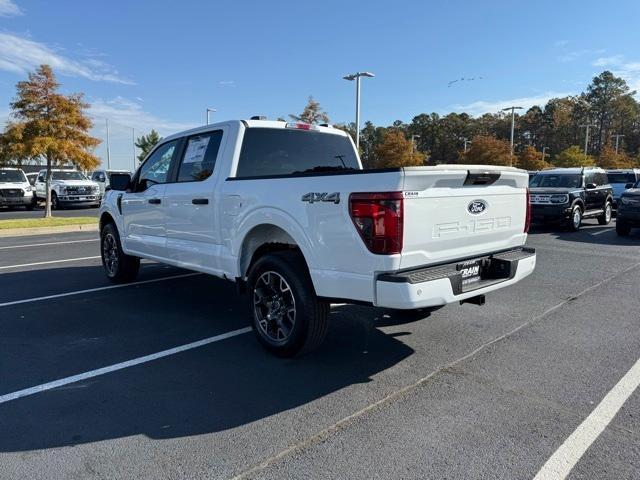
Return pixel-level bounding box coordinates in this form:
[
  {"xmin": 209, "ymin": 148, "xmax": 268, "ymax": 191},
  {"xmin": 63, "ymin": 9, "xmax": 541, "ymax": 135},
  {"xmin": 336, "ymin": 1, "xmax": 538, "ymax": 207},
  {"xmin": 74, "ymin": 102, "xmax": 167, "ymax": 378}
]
[{"xmin": 375, "ymin": 247, "xmax": 536, "ymax": 309}]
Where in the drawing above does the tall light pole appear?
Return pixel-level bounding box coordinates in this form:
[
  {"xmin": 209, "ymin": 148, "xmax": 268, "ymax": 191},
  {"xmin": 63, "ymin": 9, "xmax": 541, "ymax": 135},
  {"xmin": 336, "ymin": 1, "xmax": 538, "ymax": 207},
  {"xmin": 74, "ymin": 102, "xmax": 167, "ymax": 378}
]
[
  {"xmin": 105, "ymin": 118, "xmax": 111, "ymax": 169},
  {"xmin": 541, "ymin": 146, "xmax": 550, "ymax": 162},
  {"xmin": 612, "ymin": 134, "xmax": 625, "ymax": 154},
  {"xmin": 206, "ymin": 107, "xmax": 217, "ymax": 125},
  {"xmin": 463, "ymin": 137, "xmax": 471, "ymax": 153},
  {"xmin": 343, "ymin": 71, "xmax": 375, "ymax": 151},
  {"xmin": 411, "ymin": 134, "xmax": 420, "ymax": 153},
  {"xmin": 502, "ymin": 106, "xmax": 523, "ymax": 166},
  {"xmin": 580, "ymin": 124, "xmax": 595, "ymax": 154},
  {"xmin": 132, "ymin": 127, "xmax": 137, "ymax": 170}
]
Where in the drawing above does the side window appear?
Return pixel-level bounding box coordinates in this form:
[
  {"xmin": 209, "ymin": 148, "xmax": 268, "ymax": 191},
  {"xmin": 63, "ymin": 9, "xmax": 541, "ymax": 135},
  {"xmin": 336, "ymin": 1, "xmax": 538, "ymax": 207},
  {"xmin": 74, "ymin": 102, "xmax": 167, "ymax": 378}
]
[
  {"xmin": 584, "ymin": 172, "xmax": 595, "ymax": 186},
  {"xmin": 37, "ymin": 172, "xmax": 45, "ymax": 182},
  {"xmin": 98, "ymin": 172, "xmax": 106, "ymax": 182},
  {"xmin": 177, "ymin": 131, "xmax": 223, "ymax": 182},
  {"xmin": 137, "ymin": 140, "xmax": 178, "ymax": 189},
  {"xmin": 599, "ymin": 173, "xmax": 608, "ymax": 185}
]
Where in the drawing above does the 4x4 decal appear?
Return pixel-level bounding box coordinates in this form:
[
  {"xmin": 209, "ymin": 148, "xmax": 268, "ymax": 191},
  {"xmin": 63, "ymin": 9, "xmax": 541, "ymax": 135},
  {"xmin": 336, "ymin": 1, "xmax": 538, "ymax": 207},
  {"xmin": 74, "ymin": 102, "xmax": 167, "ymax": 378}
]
[{"xmin": 301, "ymin": 192, "xmax": 340, "ymax": 204}]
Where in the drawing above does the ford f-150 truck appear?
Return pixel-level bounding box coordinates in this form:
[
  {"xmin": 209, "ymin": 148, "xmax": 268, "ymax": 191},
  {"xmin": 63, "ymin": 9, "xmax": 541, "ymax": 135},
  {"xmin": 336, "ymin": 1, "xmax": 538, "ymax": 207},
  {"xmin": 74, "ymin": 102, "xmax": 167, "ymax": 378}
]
[{"xmin": 99, "ymin": 119, "xmax": 536, "ymax": 356}]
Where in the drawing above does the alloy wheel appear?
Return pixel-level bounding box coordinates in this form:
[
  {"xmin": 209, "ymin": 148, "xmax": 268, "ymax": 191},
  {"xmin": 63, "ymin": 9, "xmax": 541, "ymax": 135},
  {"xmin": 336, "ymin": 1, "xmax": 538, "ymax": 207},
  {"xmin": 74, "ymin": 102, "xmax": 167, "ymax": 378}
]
[{"xmin": 253, "ymin": 271, "xmax": 296, "ymax": 342}]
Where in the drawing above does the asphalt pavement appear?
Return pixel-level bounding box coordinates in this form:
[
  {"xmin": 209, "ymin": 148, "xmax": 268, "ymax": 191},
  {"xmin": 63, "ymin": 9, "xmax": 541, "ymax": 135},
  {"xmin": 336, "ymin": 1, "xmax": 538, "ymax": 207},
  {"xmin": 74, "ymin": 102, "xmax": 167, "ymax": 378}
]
[
  {"xmin": 0, "ymin": 204, "xmax": 100, "ymax": 220},
  {"xmin": 0, "ymin": 220, "xmax": 639, "ymax": 479}
]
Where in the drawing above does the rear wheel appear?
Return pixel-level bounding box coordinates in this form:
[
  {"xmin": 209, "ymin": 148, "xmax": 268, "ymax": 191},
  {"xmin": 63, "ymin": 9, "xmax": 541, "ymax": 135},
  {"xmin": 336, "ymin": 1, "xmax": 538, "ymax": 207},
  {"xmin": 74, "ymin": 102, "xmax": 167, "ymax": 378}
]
[
  {"xmin": 247, "ymin": 251, "xmax": 329, "ymax": 357},
  {"xmin": 598, "ymin": 201, "xmax": 612, "ymax": 225},
  {"xmin": 100, "ymin": 222, "xmax": 140, "ymax": 283},
  {"xmin": 616, "ymin": 221, "xmax": 631, "ymax": 236},
  {"xmin": 567, "ymin": 205, "xmax": 582, "ymax": 231}
]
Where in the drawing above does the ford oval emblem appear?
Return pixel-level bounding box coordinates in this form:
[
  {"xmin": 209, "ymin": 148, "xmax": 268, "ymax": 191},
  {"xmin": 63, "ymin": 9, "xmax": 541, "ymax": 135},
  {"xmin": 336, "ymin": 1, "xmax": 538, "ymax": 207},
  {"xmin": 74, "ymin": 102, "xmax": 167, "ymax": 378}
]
[{"xmin": 468, "ymin": 200, "xmax": 487, "ymax": 215}]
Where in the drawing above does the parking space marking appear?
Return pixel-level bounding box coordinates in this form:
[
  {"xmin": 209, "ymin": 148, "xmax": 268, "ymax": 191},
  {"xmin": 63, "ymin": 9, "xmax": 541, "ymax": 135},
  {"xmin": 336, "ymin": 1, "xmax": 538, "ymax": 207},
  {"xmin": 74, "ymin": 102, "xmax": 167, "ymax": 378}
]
[
  {"xmin": 0, "ymin": 256, "xmax": 100, "ymax": 270},
  {"xmin": 533, "ymin": 356, "xmax": 640, "ymax": 480},
  {"xmin": 0, "ymin": 272, "xmax": 201, "ymax": 308},
  {"xmin": 591, "ymin": 228, "xmax": 612, "ymax": 236},
  {"xmin": 0, "ymin": 326, "xmax": 252, "ymax": 405},
  {"xmin": 0, "ymin": 238, "xmax": 98, "ymax": 250}
]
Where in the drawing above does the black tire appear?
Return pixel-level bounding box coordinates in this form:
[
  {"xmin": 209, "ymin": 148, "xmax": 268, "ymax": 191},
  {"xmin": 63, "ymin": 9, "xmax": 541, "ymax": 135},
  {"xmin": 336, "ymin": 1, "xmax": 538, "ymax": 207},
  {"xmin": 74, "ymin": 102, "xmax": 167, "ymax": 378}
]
[
  {"xmin": 567, "ymin": 205, "xmax": 582, "ymax": 231},
  {"xmin": 25, "ymin": 196, "xmax": 36, "ymax": 211},
  {"xmin": 100, "ymin": 222, "xmax": 140, "ymax": 283},
  {"xmin": 51, "ymin": 192, "xmax": 59, "ymax": 210},
  {"xmin": 247, "ymin": 251, "xmax": 329, "ymax": 357},
  {"xmin": 616, "ymin": 221, "xmax": 631, "ymax": 236},
  {"xmin": 598, "ymin": 201, "xmax": 612, "ymax": 225}
]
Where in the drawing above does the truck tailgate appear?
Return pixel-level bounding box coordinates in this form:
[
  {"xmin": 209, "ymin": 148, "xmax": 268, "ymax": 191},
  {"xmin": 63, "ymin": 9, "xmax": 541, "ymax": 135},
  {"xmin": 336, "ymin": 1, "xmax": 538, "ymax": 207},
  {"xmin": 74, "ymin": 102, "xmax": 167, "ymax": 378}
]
[{"xmin": 400, "ymin": 165, "xmax": 529, "ymax": 269}]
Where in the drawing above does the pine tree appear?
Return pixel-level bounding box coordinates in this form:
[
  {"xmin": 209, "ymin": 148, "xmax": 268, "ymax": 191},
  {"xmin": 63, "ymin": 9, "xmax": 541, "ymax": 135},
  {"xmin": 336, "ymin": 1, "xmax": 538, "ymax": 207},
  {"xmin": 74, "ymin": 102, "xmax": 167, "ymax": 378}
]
[
  {"xmin": 135, "ymin": 129, "xmax": 162, "ymax": 163},
  {"xmin": 289, "ymin": 96, "xmax": 329, "ymax": 125}
]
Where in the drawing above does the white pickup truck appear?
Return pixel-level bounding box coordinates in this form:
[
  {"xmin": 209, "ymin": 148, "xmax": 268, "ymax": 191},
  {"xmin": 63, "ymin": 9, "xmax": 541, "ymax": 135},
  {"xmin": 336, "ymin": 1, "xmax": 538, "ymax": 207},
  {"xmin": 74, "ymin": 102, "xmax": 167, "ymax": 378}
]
[{"xmin": 99, "ymin": 119, "xmax": 536, "ymax": 356}]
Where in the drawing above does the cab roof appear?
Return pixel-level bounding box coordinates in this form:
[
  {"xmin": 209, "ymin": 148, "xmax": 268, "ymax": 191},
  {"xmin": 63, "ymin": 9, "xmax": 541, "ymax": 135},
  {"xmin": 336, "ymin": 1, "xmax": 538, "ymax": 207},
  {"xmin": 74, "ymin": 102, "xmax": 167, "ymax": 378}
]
[{"xmin": 538, "ymin": 167, "xmax": 604, "ymax": 174}]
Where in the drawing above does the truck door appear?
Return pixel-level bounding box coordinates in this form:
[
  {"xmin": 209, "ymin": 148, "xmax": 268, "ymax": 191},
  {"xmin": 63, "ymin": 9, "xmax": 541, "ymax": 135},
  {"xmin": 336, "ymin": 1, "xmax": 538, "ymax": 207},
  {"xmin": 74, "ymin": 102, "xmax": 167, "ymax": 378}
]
[
  {"xmin": 163, "ymin": 128, "xmax": 226, "ymax": 273},
  {"xmin": 120, "ymin": 140, "xmax": 179, "ymax": 258}
]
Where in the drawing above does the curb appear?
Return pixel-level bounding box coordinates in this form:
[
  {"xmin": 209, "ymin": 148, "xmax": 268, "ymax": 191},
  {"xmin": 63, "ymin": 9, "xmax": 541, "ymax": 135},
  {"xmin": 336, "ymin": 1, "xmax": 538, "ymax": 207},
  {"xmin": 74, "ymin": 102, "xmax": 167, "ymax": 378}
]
[{"xmin": 0, "ymin": 223, "xmax": 98, "ymax": 238}]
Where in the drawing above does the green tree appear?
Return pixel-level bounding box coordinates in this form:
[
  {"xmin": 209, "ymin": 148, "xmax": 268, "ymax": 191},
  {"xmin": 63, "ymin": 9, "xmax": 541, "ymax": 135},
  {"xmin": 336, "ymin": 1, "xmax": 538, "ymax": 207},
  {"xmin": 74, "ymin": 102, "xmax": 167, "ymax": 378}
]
[
  {"xmin": 289, "ymin": 96, "xmax": 329, "ymax": 125},
  {"xmin": 554, "ymin": 145, "xmax": 595, "ymax": 167},
  {"xmin": 459, "ymin": 135, "xmax": 512, "ymax": 166},
  {"xmin": 517, "ymin": 145, "xmax": 550, "ymax": 171},
  {"xmin": 1, "ymin": 65, "xmax": 100, "ymax": 217},
  {"xmin": 598, "ymin": 142, "xmax": 634, "ymax": 169},
  {"xmin": 135, "ymin": 129, "xmax": 162, "ymax": 163},
  {"xmin": 375, "ymin": 130, "xmax": 425, "ymax": 168}
]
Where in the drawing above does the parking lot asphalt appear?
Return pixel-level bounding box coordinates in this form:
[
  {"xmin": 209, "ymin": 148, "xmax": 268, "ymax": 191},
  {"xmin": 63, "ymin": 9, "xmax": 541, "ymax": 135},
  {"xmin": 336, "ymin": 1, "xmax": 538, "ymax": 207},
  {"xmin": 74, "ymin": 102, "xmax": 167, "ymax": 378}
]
[
  {"xmin": 1, "ymin": 220, "xmax": 639, "ymax": 479},
  {"xmin": 0, "ymin": 205, "xmax": 100, "ymax": 220}
]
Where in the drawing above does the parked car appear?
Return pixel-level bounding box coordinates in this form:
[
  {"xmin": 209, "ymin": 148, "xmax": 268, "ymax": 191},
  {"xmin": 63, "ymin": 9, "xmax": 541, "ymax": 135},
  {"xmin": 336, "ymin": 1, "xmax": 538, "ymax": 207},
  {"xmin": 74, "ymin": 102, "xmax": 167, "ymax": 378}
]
[
  {"xmin": 99, "ymin": 119, "xmax": 536, "ymax": 356},
  {"xmin": 616, "ymin": 179, "xmax": 640, "ymax": 236},
  {"xmin": 90, "ymin": 169, "xmax": 132, "ymax": 195},
  {"xmin": 0, "ymin": 167, "xmax": 37, "ymax": 210},
  {"xmin": 606, "ymin": 169, "xmax": 640, "ymax": 208},
  {"xmin": 34, "ymin": 169, "xmax": 101, "ymax": 209},
  {"xmin": 529, "ymin": 167, "xmax": 613, "ymax": 231}
]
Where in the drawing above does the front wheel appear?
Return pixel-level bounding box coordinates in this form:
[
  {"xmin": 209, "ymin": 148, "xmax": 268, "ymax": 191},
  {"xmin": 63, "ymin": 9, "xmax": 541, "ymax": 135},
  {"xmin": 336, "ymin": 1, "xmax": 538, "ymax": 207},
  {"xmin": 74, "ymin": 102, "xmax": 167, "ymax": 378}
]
[
  {"xmin": 51, "ymin": 192, "xmax": 59, "ymax": 210},
  {"xmin": 247, "ymin": 251, "xmax": 329, "ymax": 357},
  {"xmin": 567, "ymin": 205, "xmax": 582, "ymax": 231},
  {"xmin": 598, "ymin": 201, "xmax": 612, "ymax": 225},
  {"xmin": 100, "ymin": 223, "xmax": 140, "ymax": 283}
]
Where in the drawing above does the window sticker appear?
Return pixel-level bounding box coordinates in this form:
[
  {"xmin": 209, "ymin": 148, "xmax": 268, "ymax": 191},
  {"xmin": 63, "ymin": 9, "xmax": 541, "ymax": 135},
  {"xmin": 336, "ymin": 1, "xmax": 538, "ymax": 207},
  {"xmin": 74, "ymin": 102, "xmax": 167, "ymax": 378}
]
[{"xmin": 183, "ymin": 136, "xmax": 211, "ymax": 164}]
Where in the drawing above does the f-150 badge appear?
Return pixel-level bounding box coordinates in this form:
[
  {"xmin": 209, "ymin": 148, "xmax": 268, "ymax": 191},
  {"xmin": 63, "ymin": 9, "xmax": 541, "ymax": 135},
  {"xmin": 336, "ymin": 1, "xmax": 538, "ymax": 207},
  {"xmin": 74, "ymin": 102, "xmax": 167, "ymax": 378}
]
[{"xmin": 301, "ymin": 192, "xmax": 340, "ymax": 204}]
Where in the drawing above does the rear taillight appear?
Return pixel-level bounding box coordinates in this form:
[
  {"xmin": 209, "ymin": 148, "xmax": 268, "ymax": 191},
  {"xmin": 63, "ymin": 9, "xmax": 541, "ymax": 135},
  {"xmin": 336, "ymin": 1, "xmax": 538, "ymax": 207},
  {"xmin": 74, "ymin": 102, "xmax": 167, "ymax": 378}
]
[
  {"xmin": 524, "ymin": 188, "xmax": 531, "ymax": 233},
  {"xmin": 349, "ymin": 192, "xmax": 404, "ymax": 255}
]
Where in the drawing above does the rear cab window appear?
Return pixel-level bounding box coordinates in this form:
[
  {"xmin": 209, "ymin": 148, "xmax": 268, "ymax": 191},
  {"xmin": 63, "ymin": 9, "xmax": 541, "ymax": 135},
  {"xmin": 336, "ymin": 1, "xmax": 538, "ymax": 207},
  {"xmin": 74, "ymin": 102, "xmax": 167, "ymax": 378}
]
[{"xmin": 235, "ymin": 128, "xmax": 359, "ymax": 178}]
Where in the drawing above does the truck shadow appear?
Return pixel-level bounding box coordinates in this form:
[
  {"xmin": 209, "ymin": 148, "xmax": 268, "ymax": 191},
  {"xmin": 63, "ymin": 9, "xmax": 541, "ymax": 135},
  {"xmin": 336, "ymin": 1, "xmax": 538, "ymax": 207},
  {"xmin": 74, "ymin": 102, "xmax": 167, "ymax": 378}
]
[{"xmin": 0, "ymin": 267, "xmax": 414, "ymax": 452}]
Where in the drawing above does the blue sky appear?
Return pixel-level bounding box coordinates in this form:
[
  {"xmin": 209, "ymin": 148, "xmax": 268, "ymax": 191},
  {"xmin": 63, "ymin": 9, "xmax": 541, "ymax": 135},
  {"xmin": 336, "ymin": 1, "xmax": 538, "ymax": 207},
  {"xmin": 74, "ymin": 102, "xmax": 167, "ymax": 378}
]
[{"xmin": 1, "ymin": 0, "xmax": 639, "ymax": 169}]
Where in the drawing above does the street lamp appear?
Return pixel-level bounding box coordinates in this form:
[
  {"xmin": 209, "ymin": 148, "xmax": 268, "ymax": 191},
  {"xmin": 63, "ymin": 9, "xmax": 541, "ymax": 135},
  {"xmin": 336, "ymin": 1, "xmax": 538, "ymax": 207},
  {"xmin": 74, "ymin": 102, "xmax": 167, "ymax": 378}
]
[
  {"xmin": 343, "ymin": 71, "xmax": 375, "ymax": 151},
  {"xmin": 411, "ymin": 134, "xmax": 420, "ymax": 152},
  {"xmin": 541, "ymin": 146, "xmax": 550, "ymax": 162},
  {"xmin": 206, "ymin": 107, "xmax": 217, "ymax": 125},
  {"xmin": 462, "ymin": 137, "xmax": 472, "ymax": 153},
  {"xmin": 612, "ymin": 134, "xmax": 625, "ymax": 154},
  {"xmin": 580, "ymin": 123, "xmax": 596, "ymax": 154},
  {"xmin": 502, "ymin": 106, "xmax": 523, "ymax": 166}
]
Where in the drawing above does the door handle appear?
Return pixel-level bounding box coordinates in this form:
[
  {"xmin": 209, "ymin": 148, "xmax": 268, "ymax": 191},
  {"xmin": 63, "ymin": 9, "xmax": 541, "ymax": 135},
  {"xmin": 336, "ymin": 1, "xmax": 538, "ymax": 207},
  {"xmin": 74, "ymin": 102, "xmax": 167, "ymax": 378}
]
[
  {"xmin": 148, "ymin": 198, "xmax": 161, "ymax": 204},
  {"xmin": 192, "ymin": 198, "xmax": 209, "ymax": 205}
]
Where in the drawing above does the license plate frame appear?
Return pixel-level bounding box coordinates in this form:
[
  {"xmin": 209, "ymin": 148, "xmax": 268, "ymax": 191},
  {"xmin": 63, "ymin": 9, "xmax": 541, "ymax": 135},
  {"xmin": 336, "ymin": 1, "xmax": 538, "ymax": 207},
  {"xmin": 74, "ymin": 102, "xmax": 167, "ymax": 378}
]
[{"xmin": 457, "ymin": 259, "xmax": 482, "ymax": 286}]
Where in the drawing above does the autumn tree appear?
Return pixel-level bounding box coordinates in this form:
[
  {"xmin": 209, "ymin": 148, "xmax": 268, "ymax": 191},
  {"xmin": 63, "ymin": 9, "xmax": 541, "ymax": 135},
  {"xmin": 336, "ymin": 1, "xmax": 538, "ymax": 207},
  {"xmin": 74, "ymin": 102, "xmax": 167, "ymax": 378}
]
[
  {"xmin": 517, "ymin": 145, "xmax": 551, "ymax": 171},
  {"xmin": 289, "ymin": 96, "xmax": 329, "ymax": 125},
  {"xmin": 459, "ymin": 135, "xmax": 512, "ymax": 166},
  {"xmin": 598, "ymin": 142, "xmax": 634, "ymax": 169},
  {"xmin": 375, "ymin": 130, "xmax": 425, "ymax": 168},
  {"xmin": 135, "ymin": 129, "xmax": 162, "ymax": 163},
  {"xmin": 1, "ymin": 65, "xmax": 100, "ymax": 217},
  {"xmin": 554, "ymin": 146, "xmax": 595, "ymax": 168}
]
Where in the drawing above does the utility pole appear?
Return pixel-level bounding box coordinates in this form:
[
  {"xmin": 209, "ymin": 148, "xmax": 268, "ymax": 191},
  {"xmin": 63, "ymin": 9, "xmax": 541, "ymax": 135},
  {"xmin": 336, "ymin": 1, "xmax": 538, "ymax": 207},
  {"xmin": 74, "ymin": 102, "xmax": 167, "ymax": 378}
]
[
  {"xmin": 501, "ymin": 106, "xmax": 523, "ymax": 166},
  {"xmin": 132, "ymin": 127, "xmax": 136, "ymax": 170},
  {"xmin": 463, "ymin": 137, "xmax": 471, "ymax": 153},
  {"xmin": 105, "ymin": 118, "xmax": 111, "ymax": 169},
  {"xmin": 580, "ymin": 124, "xmax": 595, "ymax": 154},
  {"xmin": 541, "ymin": 146, "xmax": 550, "ymax": 162},
  {"xmin": 411, "ymin": 134, "xmax": 420, "ymax": 153},
  {"xmin": 612, "ymin": 134, "xmax": 625, "ymax": 154},
  {"xmin": 343, "ymin": 72, "xmax": 375, "ymax": 151}
]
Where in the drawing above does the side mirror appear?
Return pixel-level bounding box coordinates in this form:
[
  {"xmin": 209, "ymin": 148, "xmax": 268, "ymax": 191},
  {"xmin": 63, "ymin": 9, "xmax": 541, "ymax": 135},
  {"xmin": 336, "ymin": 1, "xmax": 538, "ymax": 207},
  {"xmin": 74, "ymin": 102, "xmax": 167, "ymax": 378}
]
[
  {"xmin": 107, "ymin": 172, "xmax": 131, "ymax": 191},
  {"xmin": 585, "ymin": 183, "xmax": 597, "ymax": 189},
  {"xmin": 625, "ymin": 183, "xmax": 634, "ymax": 189}
]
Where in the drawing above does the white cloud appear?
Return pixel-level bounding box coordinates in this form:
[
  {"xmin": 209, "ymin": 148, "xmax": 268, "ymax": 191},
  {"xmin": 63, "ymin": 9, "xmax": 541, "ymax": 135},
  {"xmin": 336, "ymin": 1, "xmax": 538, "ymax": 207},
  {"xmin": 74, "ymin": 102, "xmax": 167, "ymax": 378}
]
[
  {"xmin": 557, "ymin": 48, "xmax": 605, "ymax": 63},
  {"xmin": 589, "ymin": 54, "xmax": 640, "ymax": 93},
  {"xmin": 0, "ymin": 32, "xmax": 134, "ymax": 84},
  {"xmin": 87, "ymin": 97, "xmax": 196, "ymax": 136},
  {"xmin": 0, "ymin": 0, "xmax": 22, "ymax": 17},
  {"xmin": 451, "ymin": 91, "xmax": 571, "ymax": 116},
  {"xmin": 592, "ymin": 55, "xmax": 625, "ymax": 67}
]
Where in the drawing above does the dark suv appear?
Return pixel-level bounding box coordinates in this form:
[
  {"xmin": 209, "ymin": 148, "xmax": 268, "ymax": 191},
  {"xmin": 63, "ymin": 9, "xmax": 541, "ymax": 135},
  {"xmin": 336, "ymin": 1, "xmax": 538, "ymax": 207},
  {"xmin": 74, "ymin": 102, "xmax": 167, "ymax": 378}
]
[
  {"xmin": 616, "ymin": 179, "xmax": 640, "ymax": 236},
  {"xmin": 529, "ymin": 167, "xmax": 613, "ymax": 231}
]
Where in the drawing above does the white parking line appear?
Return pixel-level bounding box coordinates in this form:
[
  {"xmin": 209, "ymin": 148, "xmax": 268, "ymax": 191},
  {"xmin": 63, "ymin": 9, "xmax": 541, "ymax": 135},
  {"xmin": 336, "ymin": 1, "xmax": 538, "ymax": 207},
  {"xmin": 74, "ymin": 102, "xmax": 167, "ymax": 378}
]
[
  {"xmin": 0, "ymin": 238, "xmax": 98, "ymax": 250},
  {"xmin": 591, "ymin": 228, "xmax": 612, "ymax": 236},
  {"xmin": 0, "ymin": 326, "xmax": 252, "ymax": 405},
  {"xmin": 533, "ymin": 356, "xmax": 640, "ymax": 479},
  {"xmin": 0, "ymin": 272, "xmax": 201, "ymax": 308},
  {"xmin": 0, "ymin": 256, "xmax": 100, "ymax": 270}
]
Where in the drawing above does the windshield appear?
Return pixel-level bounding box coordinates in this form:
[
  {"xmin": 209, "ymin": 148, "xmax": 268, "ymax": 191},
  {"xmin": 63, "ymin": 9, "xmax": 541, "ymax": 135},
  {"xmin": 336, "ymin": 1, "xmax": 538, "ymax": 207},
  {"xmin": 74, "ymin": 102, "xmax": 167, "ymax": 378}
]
[
  {"xmin": 529, "ymin": 173, "xmax": 582, "ymax": 188},
  {"xmin": 607, "ymin": 172, "xmax": 637, "ymax": 184},
  {"xmin": 0, "ymin": 170, "xmax": 27, "ymax": 183},
  {"xmin": 236, "ymin": 128, "xmax": 359, "ymax": 178},
  {"xmin": 52, "ymin": 171, "xmax": 88, "ymax": 181}
]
